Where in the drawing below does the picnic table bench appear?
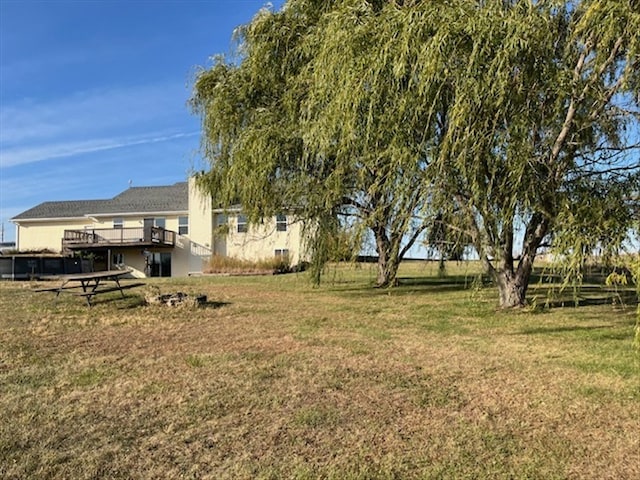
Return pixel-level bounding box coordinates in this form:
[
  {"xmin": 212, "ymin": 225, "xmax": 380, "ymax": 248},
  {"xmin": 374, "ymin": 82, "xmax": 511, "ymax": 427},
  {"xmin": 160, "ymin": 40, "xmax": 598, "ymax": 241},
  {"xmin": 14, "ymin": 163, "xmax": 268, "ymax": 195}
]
[{"xmin": 34, "ymin": 270, "xmax": 144, "ymax": 306}]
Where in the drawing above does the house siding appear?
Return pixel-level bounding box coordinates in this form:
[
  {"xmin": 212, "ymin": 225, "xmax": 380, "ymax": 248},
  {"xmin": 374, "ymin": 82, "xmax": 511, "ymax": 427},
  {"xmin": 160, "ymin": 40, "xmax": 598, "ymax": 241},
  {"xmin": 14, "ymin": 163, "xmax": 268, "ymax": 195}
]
[
  {"xmin": 11, "ymin": 179, "xmax": 306, "ymax": 277},
  {"xmin": 17, "ymin": 219, "xmax": 93, "ymax": 252},
  {"xmin": 225, "ymin": 216, "xmax": 305, "ymax": 266}
]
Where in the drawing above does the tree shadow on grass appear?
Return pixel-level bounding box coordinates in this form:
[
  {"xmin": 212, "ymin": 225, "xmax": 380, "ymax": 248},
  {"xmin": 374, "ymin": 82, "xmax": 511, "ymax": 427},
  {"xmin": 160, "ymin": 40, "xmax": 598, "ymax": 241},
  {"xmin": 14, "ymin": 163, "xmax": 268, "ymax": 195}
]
[
  {"xmin": 330, "ymin": 274, "xmax": 491, "ymax": 297},
  {"xmin": 528, "ymin": 284, "xmax": 638, "ymax": 309},
  {"xmin": 518, "ymin": 324, "xmax": 624, "ymax": 336},
  {"xmin": 398, "ymin": 275, "xmax": 490, "ymax": 287},
  {"xmin": 201, "ymin": 300, "xmax": 231, "ymax": 309},
  {"xmin": 326, "ymin": 266, "xmax": 638, "ymax": 307}
]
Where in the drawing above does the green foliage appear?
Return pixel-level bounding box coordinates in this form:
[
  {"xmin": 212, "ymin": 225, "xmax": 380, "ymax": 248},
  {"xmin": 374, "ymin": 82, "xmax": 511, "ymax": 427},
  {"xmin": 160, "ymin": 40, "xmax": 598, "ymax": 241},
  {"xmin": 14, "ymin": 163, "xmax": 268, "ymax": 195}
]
[
  {"xmin": 192, "ymin": 0, "xmax": 640, "ymax": 306},
  {"xmin": 552, "ymin": 176, "xmax": 640, "ymax": 286},
  {"xmin": 191, "ymin": 0, "xmax": 442, "ymax": 288},
  {"xmin": 424, "ymin": 0, "xmax": 640, "ymax": 306}
]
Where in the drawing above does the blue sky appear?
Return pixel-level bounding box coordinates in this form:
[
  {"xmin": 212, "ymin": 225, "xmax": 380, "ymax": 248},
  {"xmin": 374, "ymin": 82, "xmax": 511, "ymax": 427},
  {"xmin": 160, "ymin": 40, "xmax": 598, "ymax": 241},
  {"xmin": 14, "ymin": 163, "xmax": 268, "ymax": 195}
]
[{"xmin": 0, "ymin": 0, "xmax": 284, "ymax": 243}]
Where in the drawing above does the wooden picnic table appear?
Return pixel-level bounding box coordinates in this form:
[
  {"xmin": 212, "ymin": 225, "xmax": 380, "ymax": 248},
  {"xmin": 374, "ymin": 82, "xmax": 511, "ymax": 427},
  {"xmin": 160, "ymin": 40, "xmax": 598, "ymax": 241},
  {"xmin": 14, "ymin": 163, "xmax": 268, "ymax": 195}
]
[{"xmin": 35, "ymin": 270, "xmax": 142, "ymax": 306}]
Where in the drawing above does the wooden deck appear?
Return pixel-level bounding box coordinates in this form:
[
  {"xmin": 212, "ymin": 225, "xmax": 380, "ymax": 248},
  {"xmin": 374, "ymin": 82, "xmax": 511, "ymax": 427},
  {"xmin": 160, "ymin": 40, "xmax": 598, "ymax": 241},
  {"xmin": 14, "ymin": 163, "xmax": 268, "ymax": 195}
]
[{"xmin": 63, "ymin": 227, "xmax": 176, "ymax": 250}]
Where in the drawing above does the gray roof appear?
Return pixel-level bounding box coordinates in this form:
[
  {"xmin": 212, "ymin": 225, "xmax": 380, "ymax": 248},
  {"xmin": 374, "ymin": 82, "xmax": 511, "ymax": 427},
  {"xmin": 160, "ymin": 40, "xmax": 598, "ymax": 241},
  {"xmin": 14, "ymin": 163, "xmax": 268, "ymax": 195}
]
[{"xmin": 12, "ymin": 182, "xmax": 188, "ymax": 220}]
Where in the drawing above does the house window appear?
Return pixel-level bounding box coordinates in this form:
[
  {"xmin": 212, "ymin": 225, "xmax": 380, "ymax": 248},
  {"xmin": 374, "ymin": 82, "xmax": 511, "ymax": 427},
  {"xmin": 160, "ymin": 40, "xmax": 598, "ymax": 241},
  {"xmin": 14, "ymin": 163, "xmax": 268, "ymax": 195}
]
[
  {"xmin": 113, "ymin": 217, "xmax": 123, "ymax": 229},
  {"xmin": 276, "ymin": 214, "xmax": 287, "ymax": 232},
  {"xmin": 155, "ymin": 217, "xmax": 166, "ymax": 229},
  {"xmin": 275, "ymin": 249, "xmax": 289, "ymax": 258},
  {"xmin": 178, "ymin": 216, "xmax": 188, "ymax": 235},
  {"xmin": 237, "ymin": 215, "xmax": 248, "ymax": 233},
  {"xmin": 216, "ymin": 214, "xmax": 227, "ymax": 227}
]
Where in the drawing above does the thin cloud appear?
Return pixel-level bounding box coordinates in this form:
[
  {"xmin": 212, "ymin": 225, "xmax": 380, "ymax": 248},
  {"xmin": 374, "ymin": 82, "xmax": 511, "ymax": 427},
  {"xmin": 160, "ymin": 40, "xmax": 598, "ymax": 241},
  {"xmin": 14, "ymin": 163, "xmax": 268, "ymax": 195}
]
[{"xmin": 0, "ymin": 131, "xmax": 199, "ymax": 168}]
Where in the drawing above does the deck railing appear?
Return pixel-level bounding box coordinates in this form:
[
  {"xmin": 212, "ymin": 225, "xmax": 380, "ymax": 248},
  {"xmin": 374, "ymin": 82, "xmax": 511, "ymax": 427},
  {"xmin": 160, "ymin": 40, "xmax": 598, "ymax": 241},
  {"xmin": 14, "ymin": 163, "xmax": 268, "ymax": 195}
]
[{"xmin": 63, "ymin": 227, "xmax": 176, "ymax": 247}]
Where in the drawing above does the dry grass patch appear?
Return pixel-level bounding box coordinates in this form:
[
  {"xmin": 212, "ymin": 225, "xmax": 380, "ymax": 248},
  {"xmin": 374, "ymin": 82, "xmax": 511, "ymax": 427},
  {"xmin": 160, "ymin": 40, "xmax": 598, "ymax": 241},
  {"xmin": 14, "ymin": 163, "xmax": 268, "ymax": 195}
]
[
  {"xmin": 204, "ymin": 254, "xmax": 293, "ymax": 275},
  {"xmin": 1, "ymin": 262, "xmax": 638, "ymax": 479}
]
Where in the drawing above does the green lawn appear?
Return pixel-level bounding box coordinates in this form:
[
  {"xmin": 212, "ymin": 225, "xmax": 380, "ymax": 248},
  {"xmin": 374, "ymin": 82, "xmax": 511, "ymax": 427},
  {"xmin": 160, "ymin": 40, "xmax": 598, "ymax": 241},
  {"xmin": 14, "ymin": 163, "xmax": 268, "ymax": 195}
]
[{"xmin": 1, "ymin": 262, "xmax": 638, "ymax": 479}]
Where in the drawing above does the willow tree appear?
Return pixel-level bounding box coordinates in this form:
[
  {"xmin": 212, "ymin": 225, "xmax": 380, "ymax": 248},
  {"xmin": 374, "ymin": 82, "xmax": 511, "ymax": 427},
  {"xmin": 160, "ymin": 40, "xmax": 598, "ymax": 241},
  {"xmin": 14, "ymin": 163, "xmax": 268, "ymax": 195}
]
[
  {"xmin": 426, "ymin": 0, "xmax": 640, "ymax": 307},
  {"xmin": 191, "ymin": 0, "xmax": 446, "ymax": 287},
  {"xmin": 192, "ymin": 0, "xmax": 638, "ymax": 305},
  {"xmin": 293, "ymin": 0, "xmax": 459, "ymax": 286}
]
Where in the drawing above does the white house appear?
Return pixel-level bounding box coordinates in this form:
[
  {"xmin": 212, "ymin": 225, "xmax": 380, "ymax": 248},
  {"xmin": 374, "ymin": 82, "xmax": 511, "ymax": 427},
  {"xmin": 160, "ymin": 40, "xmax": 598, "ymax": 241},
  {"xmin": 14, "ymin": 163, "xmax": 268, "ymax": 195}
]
[{"xmin": 10, "ymin": 178, "xmax": 306, "ymax": 277}]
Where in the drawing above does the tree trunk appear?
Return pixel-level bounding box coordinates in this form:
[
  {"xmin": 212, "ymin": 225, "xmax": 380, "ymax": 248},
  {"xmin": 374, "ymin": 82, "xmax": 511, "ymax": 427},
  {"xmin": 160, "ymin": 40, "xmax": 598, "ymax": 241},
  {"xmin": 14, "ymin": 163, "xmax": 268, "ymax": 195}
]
[
  {"xmin": 373, "ymin": 225, "xmax": 400, "ymax": 287},
  {"xmin": 376, "ymin": 252, "xmax": 400, "ymax": 287},
  {"xmin": 438, "ymin": 254, "xmax": 446, "ymax": 278},
  {"xmin": 484, "ymin": 212, "xmax": 549, "ymax": 309},
  {"xmin": 496, "ymin": 270, "xmax": 528, "ymax": 308},
  {"xmin": 494, "ymin": 256, "xmax": 536, "ymax": 308}
]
